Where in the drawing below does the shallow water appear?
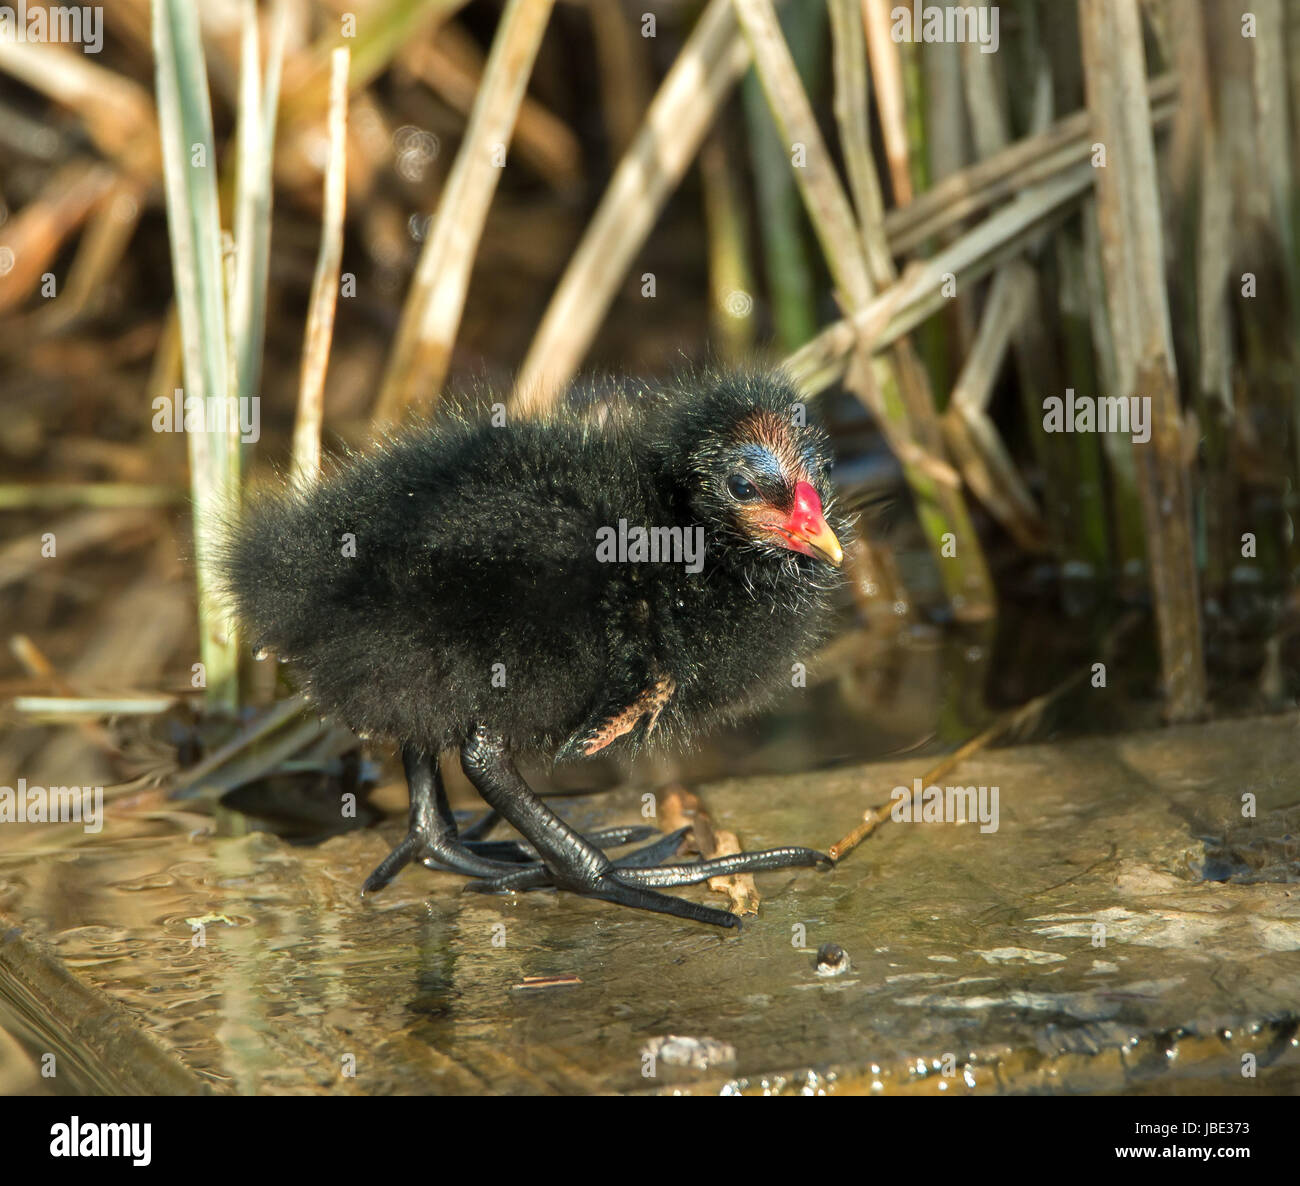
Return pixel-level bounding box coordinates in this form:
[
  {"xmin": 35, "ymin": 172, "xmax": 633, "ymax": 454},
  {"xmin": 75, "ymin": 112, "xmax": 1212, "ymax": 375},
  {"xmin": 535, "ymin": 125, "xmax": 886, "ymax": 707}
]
[{"xmin": 2, "ymin": 710, "xmax": 1298, "ymax": 1094}]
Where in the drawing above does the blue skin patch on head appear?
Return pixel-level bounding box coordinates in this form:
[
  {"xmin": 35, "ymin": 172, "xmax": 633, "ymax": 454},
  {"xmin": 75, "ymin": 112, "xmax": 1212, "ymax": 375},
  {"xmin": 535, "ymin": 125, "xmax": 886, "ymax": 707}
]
[
  {"xmin": 734, "ymin": 445, "xmax": 783, "ymax": 478},
  {"xmin": 732, "ymin": 445, "xmax": 792, "ymax": 505},
  {"xmin": 732, "ymin": 443, "xmax": 829, "ymax": 510}
]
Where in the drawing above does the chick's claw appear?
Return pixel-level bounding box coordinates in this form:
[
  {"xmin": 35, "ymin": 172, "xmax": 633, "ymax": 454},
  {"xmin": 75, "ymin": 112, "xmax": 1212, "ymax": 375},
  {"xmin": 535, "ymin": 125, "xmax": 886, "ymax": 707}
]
[
  {"xmin": 467, "ymin": 866, "xmax": 743, "ymax": 929},
  {"xmin": 585, "ymin": 878, "xmax": 744, "ymax": 930}
]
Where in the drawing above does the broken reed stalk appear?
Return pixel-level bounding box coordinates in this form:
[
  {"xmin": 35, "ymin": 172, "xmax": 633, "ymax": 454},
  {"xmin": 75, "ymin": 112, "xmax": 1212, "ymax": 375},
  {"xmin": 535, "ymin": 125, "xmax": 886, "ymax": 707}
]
[
  {"xmin": 1081, "ymin": 200, "xmax": 1145, "ymax": 584},
  {"xmin": 959, "ymin": 22, "xmax": 1095, "ymax": 575},
  {"xmin": 828, "ymin": 0, "xmax": 962, "ymax": 533},
  {"xmin": 837, "ymin": 2, "xmax": 963, "ymax": 532},
  {"xmin": 1079, "ymin": 0, "xmax": 1205, "ymax": 722},
  {"xmin": 786, "ymin": 165, "xmax": 1089, "ymax": 394},
  {"xmin": 737, "ymin": 0, "xmax": 994, "ymax": 620},
  {"xmin": 884, "ymin": 74, "xmax": 1176, "ymax": 253},
  {"xmin": 152, "ymin": 0, "xmax": 240, "ymax": 712},
  {"xmin": 292, "ymin": 46, "xmax": 349, "ymax": 488},
  {"xmin": 941, "ymin": 264, "xmax": 1046, "ymax": 550},
  {"xmin": 376, "ymin": 0, "xmax": 556, "ymax": 423},
  {"xmin": 504, "ymin": 6, "xmax": 1167, "ymax": 416},
  {"xmin": 513, "ymin": 0, "xmax": 760, "ymax": 412}
]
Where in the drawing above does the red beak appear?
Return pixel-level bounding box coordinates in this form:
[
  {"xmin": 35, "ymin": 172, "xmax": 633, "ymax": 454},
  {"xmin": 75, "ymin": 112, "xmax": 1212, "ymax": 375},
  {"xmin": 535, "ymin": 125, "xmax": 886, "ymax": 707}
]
[{"xmin": 779, "ymin": 481, "xmax": 844, "ymax": 566}]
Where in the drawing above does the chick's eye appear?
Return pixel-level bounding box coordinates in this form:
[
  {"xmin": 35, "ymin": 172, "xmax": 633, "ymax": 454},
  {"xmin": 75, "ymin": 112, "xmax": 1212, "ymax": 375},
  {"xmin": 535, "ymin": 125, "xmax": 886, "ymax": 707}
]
[{"xmin": 726, "ymin": 473, "xmax": 758, "ymax": 502}]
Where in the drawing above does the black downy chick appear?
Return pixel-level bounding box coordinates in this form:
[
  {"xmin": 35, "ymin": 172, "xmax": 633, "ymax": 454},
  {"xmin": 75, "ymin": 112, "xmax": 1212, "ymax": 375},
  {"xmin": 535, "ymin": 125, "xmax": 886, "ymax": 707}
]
[{"xmin": 220, "ymin": 369, "xmax": 848, "ymax": 928}]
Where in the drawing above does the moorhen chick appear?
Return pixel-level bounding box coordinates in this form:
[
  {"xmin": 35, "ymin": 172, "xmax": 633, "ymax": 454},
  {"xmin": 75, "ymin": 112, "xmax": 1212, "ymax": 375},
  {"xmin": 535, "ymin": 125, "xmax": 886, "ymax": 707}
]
[{"xmin": 220, "ymin": 368, "xmax": 847, "ymax": 928}]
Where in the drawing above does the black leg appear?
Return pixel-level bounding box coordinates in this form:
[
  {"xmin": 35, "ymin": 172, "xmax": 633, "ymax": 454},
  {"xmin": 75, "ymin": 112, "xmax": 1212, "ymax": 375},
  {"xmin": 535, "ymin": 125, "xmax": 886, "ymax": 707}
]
[
  {"xmin": 364, "ymin": 749, "xmax": 673, "ymax": 891},
  {"xmin": 460, "ymin": 726, "xmax": 827, "ymax": 929},
  {"xmin": 361, "ymin": 746, "xmax": 523, "ymax": 894},
  {"xmin": 459, "ymin": 728, "xmax": 613, "ymax": 880}
]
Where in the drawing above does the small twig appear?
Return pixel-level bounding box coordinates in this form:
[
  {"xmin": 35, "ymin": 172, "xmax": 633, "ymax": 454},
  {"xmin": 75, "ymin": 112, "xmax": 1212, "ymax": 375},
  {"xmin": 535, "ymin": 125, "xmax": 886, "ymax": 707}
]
[
  {"xmin": 829, "ymin": 613, "xmax": 1141, "ymax": 861},
  {"xmin": 8, "ymin": 634, "xmax": 121, "ymax": 756},
  {"xmin": 513, "ymin": 975, "xmax": 582, "ymax": 990},
  {"xmin": 662, "ymin": 786, "xmax": 759, "ymax": 915}
]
